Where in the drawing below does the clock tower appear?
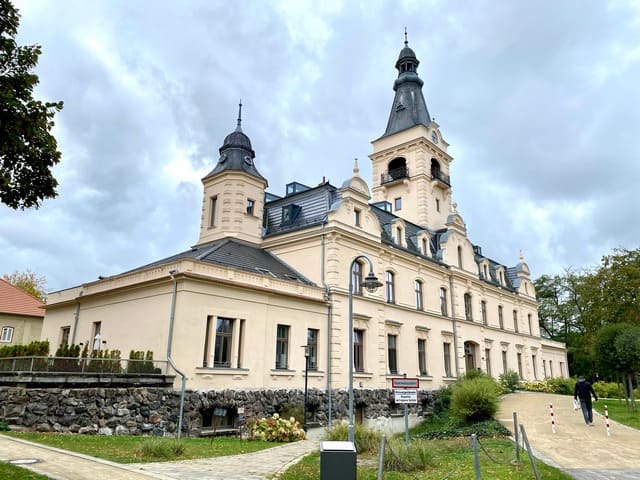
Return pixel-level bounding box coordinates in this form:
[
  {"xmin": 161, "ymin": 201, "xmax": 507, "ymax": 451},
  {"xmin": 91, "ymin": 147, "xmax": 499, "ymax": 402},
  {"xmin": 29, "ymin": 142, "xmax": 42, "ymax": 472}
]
[{"xmin": 370, "ymin": 37, "xmax": 453, "ymax": 231}]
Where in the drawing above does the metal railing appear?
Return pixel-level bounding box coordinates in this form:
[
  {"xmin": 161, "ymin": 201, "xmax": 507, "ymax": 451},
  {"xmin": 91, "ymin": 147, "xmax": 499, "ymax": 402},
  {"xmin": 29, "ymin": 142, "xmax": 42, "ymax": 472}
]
[
  {"xmin": 381, "ymin": 166, "xmax": 409, "ymax": 184},
  {"xmin": 431, "ymin": 170, "xmax": 451, "ymax": 186},
  {"xmin": 0, "ymin": 356, "xmax": 169, "ymax": 375}
]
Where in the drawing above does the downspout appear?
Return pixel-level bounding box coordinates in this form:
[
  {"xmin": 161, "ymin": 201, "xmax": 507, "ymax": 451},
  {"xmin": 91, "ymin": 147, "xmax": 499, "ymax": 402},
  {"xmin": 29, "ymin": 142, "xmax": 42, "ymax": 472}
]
[
  {"xmin": 71, "ymin": 301, "xmax": 81, "ymax": 345},
  {"xmin": 321, "ymin": 214, "xmax": 333, "ymax": 428},
  {"xmin": 449, "ymin": 273, "xmax": 460, "ymax": 377},
  {"xmin": 167, "ymin": 271, "xmax": 186, "ymax": 438}
]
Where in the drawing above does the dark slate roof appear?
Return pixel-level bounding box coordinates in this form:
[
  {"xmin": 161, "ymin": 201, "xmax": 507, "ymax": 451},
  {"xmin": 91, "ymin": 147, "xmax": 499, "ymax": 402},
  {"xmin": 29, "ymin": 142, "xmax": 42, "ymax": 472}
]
[
  {"xmin": 204, "ymin": 105, "xmax": 266, "ymax": 181},
  {"xmin": 127, "ymin": 239, "xmax": 315, "ymax": 286},
  {"xmin": 264, "ymin": 182, "xmax": 341, "ymax": 237},
  {"xmin": 381, "ymin": 41, "xmax": 431, "ymax": 138}
]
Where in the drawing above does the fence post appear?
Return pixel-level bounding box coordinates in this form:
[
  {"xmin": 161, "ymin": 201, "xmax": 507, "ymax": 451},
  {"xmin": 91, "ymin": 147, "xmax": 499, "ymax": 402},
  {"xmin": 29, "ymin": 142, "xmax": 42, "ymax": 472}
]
[
  {"xmin": 377, "ymin": 434, "xmax": 386, "ymax": 480},
  {"xmin": 549, "ymin": 403, "xmax": 556, "ymax": 433},
  {"xmin": 471, "ymin": 433, "xmax": 481, "ymax": 480},
  {"xmin": 30, "ymin": 356, "xmax": 34, "ymax": 372},
  {"xmin": 513, "ymin": 411, "xmax": 520, "ymax": 463},
  {"xmin": 519, "ymin": 424, "xmax": 541, "ymax": 480}
]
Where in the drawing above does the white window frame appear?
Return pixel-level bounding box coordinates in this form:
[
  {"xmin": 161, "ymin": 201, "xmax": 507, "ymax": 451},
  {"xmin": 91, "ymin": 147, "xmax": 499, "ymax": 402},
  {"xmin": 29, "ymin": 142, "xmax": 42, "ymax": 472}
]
[{"xmin": 1, "ymin": 326, "xmax": 14, "ymax": 343}]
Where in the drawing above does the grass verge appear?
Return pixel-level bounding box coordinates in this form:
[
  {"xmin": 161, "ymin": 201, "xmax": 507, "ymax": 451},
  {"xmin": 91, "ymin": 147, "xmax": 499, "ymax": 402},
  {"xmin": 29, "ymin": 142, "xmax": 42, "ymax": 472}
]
[
  {"xmin": 594, "ymin": 399, "xmax": 640, "ymax": 429},
  {"xmin": 2, "ymin": 432, "xmax": 279, "ymax": 463},
  {"xmin": 0, "ymin": 462, "xmax": 52, "ymax": 479}
]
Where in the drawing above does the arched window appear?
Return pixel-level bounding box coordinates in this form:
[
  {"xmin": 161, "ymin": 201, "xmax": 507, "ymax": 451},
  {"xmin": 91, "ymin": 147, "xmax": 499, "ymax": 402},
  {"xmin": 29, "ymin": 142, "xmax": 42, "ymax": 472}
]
[
  {"xmin": 513, "ymin": 310, "xmax": 519, "ymax": 332},
  {"xmin": 481, "ymin": 300, "xmax": 487, "ymax": 325},
  {"xmin": 385, "ymin": 271, "xmax": 395, "ymax": 304},
  {"xmin": 388, "ymin": 157, "xmax": 408, "ymax": 180},
  {"xmin": 415, "ymin": 280, "xmax": 424, "ymax": 310},
  {"xmin": 430, "ymin": 158, "xmax": 441, "ymax": 179},
  {"xmin": 351, "ymin": 261, "xmax": 363, "ymax": 295},
  {"xmin": 422, "ymin": 238, "xmax": 428, "ymax": 255},
  {"xmin": 498, "ymin": 305, "xmax": 504, "ymax": 329},
  {"xmin": 457, "ymin": 246, "xmax": 463, "ymax": 269}
]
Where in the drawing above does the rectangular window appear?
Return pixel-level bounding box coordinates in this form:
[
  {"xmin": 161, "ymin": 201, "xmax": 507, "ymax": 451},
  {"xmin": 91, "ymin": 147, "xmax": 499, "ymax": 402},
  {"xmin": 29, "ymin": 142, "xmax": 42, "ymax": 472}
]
[
  {"xmin": 60, "ymin": 326, "xmax": 71, "ymax": 347},
  {"xmin": 394, "ymin": 197, "xmax": 402, "ymax": 211},
  {"xmin": 528, "ymin": 313, "xmax": 533, "ymax": 335},
  {"xmin": 443, "ymin": 342, "xmax": 452, "ymax": 377},
  {"xmin": 481, "ymin": 301, "xmax": 487, "ymax": 325},
  {"xmin": 421, "ymin": 238, "xmax": 428, "ymax": 255},
  {"xmin": 387, "ymin": 334, "xmax": 398, "ymax": 374},
  {"xmin": 550, "ymin": 361, "xmax": 554, "ymax": 377},
  {"xmin": 307, "ymin": 328, "xmax": 318, "ymax": 371},
  {"xmin": 418, "ymin": 339, "xmax": 427, "ymax": 376},
  {"xmin": 560, "ymin": 362, "xmax": 565, "ymax": 377},
  {"xmin": 209, "ymin": 196, "xmax": 218, "ymax": 227},
  {"xmin": 513, "ymin": 310, "xmax": 519, "ymax": 332},
  {"xmin": 435, "ymin": 198, "xmax": 440, "ymax": 212},
  {"xmin": 275, "ymin": 324, "xmax": 290, "ymax": 369},
  {"xmin": 354, "ymin": 329, "xmax": 365, "ymax": 372},
  {"xmin": 464, "ymin": 293, "xmax": 472, "ymax": 321},
  {"xmin": 237, "ymin": 319, "xmax": 245, "ymax": 368},
  {"xmin": 517, "ymin": 353, "xmax": 523, "ymax": 378},
  {"xmin": 498, "ymin": 306, "xmax": 504, "ymax": 329},
  {"xmin": 203, "ymin": 315, "xmax": 213, "ymax": 367},
  {"xmin": 385, "ymin": 271, "xmax": 395, "ymax": 304},
  {"xmin": 415, "ymin": 280, "xmax": 423, "ymax": 310},
  {"xmin": 0, "ymin": 326, "xmax": 14, "ymax": 343},
  {"xmin": 246, "ymin": 198, "xmax": 255, "ymax": 215},
  {"xmin": 396, "ymin": 227, "xmax": 402, "ymax": 244},
  {"xmin": 91, "ymin": 321, "xmax": 102, "ymax": 351},
  {"xmin": 543, "ymin": 359, "xmax": 547, "ymax": 378},
  {"xmin": 354, "ymin": 208, "xmax": 361, "ymax": 227},
  {"xmin": 485, "ymin": 348, "xmax": 492, "ymax": 376},
  {"xmin": 502, "ymin": 350, "xmax": 508, "ymax": 374},
  {"xmin": 214, "ymin": 318, "xmax": 233, "ymax": 368},
  {"xmin": 440, "ymin": 287, "xmax": 448, "ymax": 316},
  {"xmin": 532, "ymin": 355, "xmax": 538, "ymax": 379}
]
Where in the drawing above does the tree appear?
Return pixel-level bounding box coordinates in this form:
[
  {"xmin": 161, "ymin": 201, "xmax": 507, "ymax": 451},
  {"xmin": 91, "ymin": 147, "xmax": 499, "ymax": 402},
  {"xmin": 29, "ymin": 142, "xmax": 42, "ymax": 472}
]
[
  {"xmin": 0, "ymin": 0, "xmax": 63, "ymax": 209},
  {"xmin": 2, "ymin": 268, "xmax": 46, "ymax": 300}
]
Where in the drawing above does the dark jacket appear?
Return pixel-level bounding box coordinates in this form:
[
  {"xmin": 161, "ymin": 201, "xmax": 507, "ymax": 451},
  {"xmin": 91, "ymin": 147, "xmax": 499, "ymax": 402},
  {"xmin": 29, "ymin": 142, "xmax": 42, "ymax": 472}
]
[{"xmin": 574, "ymin": 379, "xmax": 597, "ymax": 402}]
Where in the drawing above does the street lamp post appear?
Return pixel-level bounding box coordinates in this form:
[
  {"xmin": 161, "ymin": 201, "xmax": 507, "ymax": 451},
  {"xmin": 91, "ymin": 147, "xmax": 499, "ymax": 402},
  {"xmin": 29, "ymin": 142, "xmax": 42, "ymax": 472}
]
[
  {"xmin": 302, "ymin": 345, "xmax": 310, "ymax": 432},
  {"xmin": 348, "ymin": 255, "xmax": 382, "ymax": 444}
]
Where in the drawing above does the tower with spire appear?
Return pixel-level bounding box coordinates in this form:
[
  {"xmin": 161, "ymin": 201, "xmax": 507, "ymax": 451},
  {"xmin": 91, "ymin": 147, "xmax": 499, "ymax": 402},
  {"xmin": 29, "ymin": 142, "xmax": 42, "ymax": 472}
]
[
  {"xmin": 370, "ymin": 33, "xmax": 453, "ymax": 231},
  {"xmin": 196, "ymin": 102, "xmax": 268, "ymax": 245}
]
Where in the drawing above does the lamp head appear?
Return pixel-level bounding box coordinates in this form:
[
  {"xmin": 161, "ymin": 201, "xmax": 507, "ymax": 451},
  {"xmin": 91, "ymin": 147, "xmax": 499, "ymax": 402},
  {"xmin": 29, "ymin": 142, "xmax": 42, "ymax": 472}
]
[{"xmin": 363, "ymin": 272, "xmax": 383, "ymax": 293}]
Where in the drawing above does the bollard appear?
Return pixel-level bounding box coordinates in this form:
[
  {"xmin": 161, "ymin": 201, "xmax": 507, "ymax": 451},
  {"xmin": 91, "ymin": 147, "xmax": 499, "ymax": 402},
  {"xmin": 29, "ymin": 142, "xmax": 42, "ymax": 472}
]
[
  {"xmin": 549, "ymin": 403, "xmax": 556, "ymax": 434},
  {"xmin": 471, "ymin": 433, "xmax": 481, "ymax": 480},
  {"xmin": 377, "ymin": 435, "xmax": 386, "ymax": 480},
  {"xmin": 605, "ymin": 405, "xmax": 611, "ymax": 436},
  {"xmin": 513, "ymin": 411, "xmax": 520, "ymax": 463}
]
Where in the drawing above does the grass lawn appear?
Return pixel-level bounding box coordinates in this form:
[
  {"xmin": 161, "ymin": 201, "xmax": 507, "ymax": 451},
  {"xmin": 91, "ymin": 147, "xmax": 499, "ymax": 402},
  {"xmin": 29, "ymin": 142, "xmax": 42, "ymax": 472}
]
[
  {"xmin": 279, "ymin": 438, "xmax": 573, "ymax": 480},
  {"xmin": 594, "ymin": 399, "xmax": 640, "ymax": 429},
  {"xmin": 0, "ymin": 462, "xmax": 52, "ymax": 480},
  {"xmin": 2, "ymin": 432, "xmax": 279, "ymax": 463}
]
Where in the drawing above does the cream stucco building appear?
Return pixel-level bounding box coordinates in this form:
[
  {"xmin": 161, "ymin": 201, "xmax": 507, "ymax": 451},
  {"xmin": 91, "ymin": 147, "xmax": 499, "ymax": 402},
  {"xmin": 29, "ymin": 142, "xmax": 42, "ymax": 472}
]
[{"xmin": 42, "ymin": 40, "xmax": 568, "ymax": 421}]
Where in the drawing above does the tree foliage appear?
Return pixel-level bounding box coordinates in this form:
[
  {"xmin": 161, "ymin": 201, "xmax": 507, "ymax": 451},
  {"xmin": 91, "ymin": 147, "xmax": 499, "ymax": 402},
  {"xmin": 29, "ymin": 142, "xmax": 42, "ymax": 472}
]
[
  {"xmin": 535, "ymin": 247, "xmax": 640, "ymax": 378},
  {"xmin": 0, "ymin": 0, "xmax": 63, "ymax": 209},
  {"xmin": 2, "ymin": 268, "xmax": 46, "ymax": 300}
]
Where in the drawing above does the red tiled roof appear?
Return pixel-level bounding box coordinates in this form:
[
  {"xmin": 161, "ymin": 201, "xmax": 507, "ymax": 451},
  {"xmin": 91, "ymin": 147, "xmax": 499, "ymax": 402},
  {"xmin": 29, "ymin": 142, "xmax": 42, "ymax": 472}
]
[{"xmin": 0, "ymin": 279, "xmax": 45, "ymax": 317}]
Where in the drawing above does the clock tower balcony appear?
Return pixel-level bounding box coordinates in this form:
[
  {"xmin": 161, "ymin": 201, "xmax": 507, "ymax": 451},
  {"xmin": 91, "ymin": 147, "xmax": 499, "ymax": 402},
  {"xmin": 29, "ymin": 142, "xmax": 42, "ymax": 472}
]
[{"xmin": 381, "ymin": 166, "xmax": 410, "ymax": 185}]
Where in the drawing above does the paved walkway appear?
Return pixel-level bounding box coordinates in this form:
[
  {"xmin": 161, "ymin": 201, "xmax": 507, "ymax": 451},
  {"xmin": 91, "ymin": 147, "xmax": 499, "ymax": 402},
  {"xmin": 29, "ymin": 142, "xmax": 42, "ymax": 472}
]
[
  {"xmin": 3, "ymin": 393, "xmax": 640, "ymax": 480},
  {"xmin": 497, "ymin": 391, "xmax": 640, "ymax": 479}
]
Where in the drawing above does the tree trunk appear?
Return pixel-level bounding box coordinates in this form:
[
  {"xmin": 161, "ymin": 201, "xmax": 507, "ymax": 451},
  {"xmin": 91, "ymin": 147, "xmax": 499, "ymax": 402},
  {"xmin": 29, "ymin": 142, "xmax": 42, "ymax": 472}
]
[{"xmin": 627, "ymin": 373, "xmax": 637, "ymax": 413}]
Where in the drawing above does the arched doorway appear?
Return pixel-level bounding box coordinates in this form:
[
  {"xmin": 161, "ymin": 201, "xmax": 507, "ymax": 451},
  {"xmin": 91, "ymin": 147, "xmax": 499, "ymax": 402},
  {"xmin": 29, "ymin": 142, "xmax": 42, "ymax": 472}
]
[{"xmin": 464, "ymin": 341, "xmax": 479, "ymax": 373}]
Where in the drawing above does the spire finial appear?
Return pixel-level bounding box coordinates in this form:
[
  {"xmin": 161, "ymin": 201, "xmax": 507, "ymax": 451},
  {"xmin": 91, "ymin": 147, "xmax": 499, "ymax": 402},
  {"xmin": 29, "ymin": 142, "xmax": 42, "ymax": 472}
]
[
  {"xmin": 353, "ymin": 158, "xmax": 360, "ymax": 176},
  {"xmin": 519, "ymin": 250, "xmax": 524, "ymax": 263},
  {"xmin": 404, "ymin": 27, "xmax": 408, "ymax": 46},
  {"xmin": 236, "ymin": 100, "xmax": 243, "ymax": 132}
]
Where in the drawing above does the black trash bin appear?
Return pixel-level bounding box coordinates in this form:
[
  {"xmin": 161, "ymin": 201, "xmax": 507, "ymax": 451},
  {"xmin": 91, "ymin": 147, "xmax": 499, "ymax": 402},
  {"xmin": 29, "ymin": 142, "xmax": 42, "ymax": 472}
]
[{"xmin": 320, "ymin": 441, "xmax": 356, "ymax": 480}]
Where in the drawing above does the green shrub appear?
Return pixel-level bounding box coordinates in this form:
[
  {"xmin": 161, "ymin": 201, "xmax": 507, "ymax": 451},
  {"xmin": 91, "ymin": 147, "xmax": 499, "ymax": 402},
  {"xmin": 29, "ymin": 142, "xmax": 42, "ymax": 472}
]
[
  {"xmin": 278, "ymin": 402, "xmax": 304, "ymax": 424},
  {"xmin": 593, "ymin": 381, "xmax": 623, "ymax": 399},
  {"xmin": 432, "ymin": 385, "xmax": 453, "ymax": 415},
  {"xmin": 248, "ymin": 413, "xmax": 305, "ymax": 442},
  {"xmin": 545, "ymin": 376, "xmax": 575, "ymax": 395},
  {"xmin": 0, "ymin": 420, "xmax": 9, "ymax": 431},
  {"xmin": 134, "ymin": 438, "xmax": 185, "ymax": 459},
  {"xmin": 450, "ymin": 376, "xmax": 500, "ymax": 423},
  {"xmin": 325, "ymin": 422, "xmax": 381, "ymax": 454},
  {"xmin": 384, "ymin": 438, "xmax": 435, "ymax": 472},
  {"xmin": 498, "ymin": 370, "xmax": 520, "ymax": 392}
]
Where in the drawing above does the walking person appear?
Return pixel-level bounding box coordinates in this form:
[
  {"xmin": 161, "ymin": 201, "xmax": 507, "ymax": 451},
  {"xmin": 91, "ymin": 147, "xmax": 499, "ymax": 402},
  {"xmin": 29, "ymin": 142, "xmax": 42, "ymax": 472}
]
[{"xmin": 574, "ymin": 376, "xmax": 598, "ymax": 425}]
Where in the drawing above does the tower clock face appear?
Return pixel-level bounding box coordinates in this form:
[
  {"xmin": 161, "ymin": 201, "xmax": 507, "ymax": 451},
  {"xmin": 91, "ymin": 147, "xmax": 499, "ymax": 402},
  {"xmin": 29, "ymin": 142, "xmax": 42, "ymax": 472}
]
[{"xmin": 431, "ymin": 131, "xmax": 438, "ymax": 144}]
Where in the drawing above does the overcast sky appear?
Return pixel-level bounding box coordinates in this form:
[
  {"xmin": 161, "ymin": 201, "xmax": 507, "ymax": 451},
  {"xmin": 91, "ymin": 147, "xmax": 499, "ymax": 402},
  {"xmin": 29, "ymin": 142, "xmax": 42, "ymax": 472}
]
[{"xmin": 2, "ymin": 0, "xmax": 639, "ymax": 293}]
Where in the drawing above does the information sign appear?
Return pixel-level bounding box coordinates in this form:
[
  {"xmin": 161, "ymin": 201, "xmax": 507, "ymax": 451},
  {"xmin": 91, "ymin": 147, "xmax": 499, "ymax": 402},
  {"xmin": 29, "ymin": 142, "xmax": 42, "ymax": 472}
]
[{"xmin": 394, "ymin": 389, "xmax": 417, "ymax": 404}]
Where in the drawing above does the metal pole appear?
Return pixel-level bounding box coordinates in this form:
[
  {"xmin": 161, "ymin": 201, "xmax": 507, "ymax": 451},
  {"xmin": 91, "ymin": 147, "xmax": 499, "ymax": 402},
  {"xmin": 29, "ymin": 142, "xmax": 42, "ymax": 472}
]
[
  {"xmin": 520, "ymin": 424, "xmax": 541, "ymax": 480},
  {"xmin": 513, "ymin": 411, "xmax": 520, "ymax": 463},
  {"xmin": 303, "ymin": 349, "xmax": 309, "ymax": 432},
  {"xmin": 377, "ymin": 434, "xmax": 386, "ymax": 480},
  {"xmin": 471, "ymin": 433, "xmax": 481, "ymax": 480},
  {"xmin": 404, "ymin": 373, "xmax": 409, "ymax": 446},
  {"xmin": 348, "ymin": 261, "xmax": 355, "ymax": 444}
]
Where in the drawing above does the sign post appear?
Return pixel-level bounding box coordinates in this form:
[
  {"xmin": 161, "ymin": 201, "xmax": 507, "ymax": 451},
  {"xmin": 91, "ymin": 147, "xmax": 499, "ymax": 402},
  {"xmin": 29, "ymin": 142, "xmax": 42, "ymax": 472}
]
[{"xmin": 392, "ymin": 376, "xmax": 419, "ymax": 446}]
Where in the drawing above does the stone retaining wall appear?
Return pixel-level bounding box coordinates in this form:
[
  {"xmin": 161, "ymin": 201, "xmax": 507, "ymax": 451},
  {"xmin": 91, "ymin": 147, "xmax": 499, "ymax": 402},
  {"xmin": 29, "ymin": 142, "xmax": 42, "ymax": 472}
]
[{"xmin": 0, "ymin": 386, "xmax": 437, "ymax": 436}]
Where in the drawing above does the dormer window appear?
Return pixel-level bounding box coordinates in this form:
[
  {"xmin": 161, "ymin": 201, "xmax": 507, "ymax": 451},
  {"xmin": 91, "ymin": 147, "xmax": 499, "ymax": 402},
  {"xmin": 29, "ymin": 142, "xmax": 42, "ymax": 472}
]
[
  {"xmin": 422, "ymin": 238, "xmax": 428, "ymax": 255},
  {"xmin": 396, "ymin": 227, "xmax": 403, "ymax": 245},
  {"xmin": 354, "ymin": 208, "xmax": 361, "ymax": 227},
  {"xmin": 281, "ymin": 204, "xmax": 301, "ymax": 225}
]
